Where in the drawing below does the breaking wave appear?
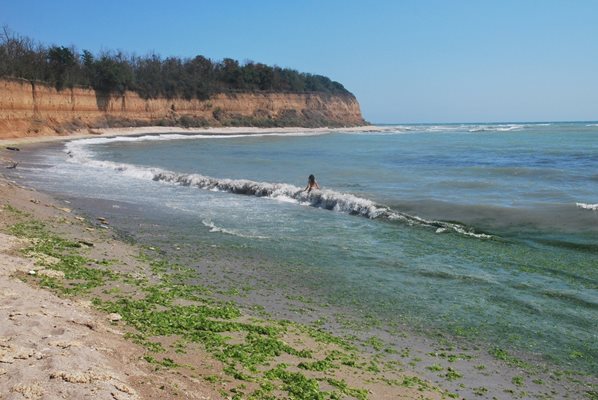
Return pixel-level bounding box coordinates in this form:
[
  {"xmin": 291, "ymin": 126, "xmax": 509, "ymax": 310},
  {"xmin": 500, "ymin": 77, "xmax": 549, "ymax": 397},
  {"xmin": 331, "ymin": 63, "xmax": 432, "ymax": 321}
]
[
  {"xmin": 151, "ymin": 171, "xmax": 491, "ymax": 238},
  {"xmin": 64, "ymin": 137, "xmax": 493, "ymax": 239},
  {"xmin": 576, "ymin": 202, "xmax": 598, "ymax": 211},
  {"xmin": 467, "ymin": 124, "xmax": 524, "ymax": 132},
  {"xmin": 60, "ymin": 122, "xmax": 551, "ymax": 151},
  {"xmin": 368, "ymin": 123, "xmax": 560, "ymax": 135},
  {"xmin": 374, "ymin": 124, "xmax": 528, "ymax": 134}
]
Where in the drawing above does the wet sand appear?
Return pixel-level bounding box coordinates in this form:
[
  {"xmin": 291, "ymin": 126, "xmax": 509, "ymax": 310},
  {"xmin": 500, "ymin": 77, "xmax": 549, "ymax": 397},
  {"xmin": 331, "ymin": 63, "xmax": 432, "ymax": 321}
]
[
  {"xmin": 0, "ymin": 125, "xmax": 383, "ymax": 147},
  {"xmin": 1, "ymin": 130, "xmax": 595, "ymax": 399},
  {"xmin": 0, "ymin": 172, "xmax": 446, "ymax": 399}
]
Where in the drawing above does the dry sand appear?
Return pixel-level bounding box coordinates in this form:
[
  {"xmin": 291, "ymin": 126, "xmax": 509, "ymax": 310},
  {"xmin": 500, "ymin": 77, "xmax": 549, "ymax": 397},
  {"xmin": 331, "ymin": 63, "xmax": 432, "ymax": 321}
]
[{"xmin": 0, "ymin": 125, "xmax": 383, "ymax": 147}]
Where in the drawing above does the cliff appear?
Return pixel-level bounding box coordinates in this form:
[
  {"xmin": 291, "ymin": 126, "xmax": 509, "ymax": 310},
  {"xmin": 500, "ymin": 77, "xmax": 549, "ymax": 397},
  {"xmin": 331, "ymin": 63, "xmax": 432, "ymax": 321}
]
[{"xmin": 0, "ymin": 79, "xmax": 365, "ymax": 139}]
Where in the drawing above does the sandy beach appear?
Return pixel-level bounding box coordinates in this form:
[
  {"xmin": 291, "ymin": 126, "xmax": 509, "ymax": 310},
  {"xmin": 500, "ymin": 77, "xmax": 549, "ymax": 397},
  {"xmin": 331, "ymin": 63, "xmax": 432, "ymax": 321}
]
[
  {"xmin": 0, "ymin": 125, "xmax": 383, "ymax": 147},
  {"xmin": 3, "ymin": 3, "xmax": 597, "ymax": 397},
  {"xmin": 0, "ymin": 176, "xmax": 224, "ymax": 399},
  {"xmin": 2, "ymin": 126, "xmax": 596, "ymax": 400},
  {"xmin": 0, "ymin": 144, "xmax": 444, "ymax": 399}
]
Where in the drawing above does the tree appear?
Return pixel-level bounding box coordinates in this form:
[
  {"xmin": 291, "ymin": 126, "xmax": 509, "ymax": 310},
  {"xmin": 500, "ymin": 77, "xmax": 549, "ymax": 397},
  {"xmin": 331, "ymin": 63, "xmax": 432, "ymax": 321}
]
[
  {"xmin": 134, "ymin": 54, "xmax": 162, "ymax": 98},
  {"xmin": 92, "ymin": 53, "xmax": 133, "ymax": 94},
  {"xmin": 0, "ymin": 27, "xmax": 354, "ymax": 99},
  {"xmin": 220, "ymin": 58, "xmax": 242, "ymax": 89},
  {"xmin": 185, "ymin": 55, "xmax": 215, "ymax": 99},
  {"xmin": 47, "ymin": 46, "xmax": 76, "ymax": 89}
]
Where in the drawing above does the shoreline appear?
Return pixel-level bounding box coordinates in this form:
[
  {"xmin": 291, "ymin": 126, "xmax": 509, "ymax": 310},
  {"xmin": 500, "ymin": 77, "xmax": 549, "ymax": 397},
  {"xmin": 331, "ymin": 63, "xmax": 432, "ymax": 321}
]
[
  {"xmin": 0, "ymin": 174, "xmax": 449, "ymax": 399},
  {"xmin": 0, "ymin": 125, "xmax": 383, "ymax": 147},
  {"xmin": 2, "ymin": 131, "xmax": 596, "ymax": 399},
  {"xmin": 0, "ymin": 176, "xmax": 221, "ymax": 399}
]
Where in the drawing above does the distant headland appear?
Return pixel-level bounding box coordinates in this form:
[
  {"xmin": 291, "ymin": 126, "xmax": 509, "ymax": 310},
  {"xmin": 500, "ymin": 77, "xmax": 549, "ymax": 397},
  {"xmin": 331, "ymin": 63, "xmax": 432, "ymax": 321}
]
[{"xmin": 0, "ymin": 28, "xmax": 365, "ymax": 139}]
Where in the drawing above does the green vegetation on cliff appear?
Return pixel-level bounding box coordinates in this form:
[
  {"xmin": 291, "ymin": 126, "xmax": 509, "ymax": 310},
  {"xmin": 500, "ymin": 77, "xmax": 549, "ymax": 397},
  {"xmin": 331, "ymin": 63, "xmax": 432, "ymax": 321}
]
[{"xmin": 0, "ymin": 27, "xmax": 353, "ymax": 100}]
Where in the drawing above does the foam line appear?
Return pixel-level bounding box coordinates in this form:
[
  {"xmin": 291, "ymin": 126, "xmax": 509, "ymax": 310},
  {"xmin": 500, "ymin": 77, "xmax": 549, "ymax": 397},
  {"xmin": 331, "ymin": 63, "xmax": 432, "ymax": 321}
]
[
  {"xmin": 576, "ymin": 202, "xmax": 598, "ymax": 211},
  {"xmin": 65, "ymin": 137, "xmax": 493, "ymax": 239}
]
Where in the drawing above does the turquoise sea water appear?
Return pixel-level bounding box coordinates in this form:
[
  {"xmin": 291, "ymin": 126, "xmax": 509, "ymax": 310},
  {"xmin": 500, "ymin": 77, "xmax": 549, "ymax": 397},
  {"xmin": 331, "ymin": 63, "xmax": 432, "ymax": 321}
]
[{"xmin": 15, "ymin": 122, "xmax": 598, "ymax": 373}]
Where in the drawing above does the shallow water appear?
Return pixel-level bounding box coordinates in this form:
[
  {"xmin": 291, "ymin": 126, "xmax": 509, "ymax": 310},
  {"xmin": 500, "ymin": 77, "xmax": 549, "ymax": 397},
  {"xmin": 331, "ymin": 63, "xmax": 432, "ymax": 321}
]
[{"xmin": 12, "ymin": 122, "xmax": 598, "ymax": 373}]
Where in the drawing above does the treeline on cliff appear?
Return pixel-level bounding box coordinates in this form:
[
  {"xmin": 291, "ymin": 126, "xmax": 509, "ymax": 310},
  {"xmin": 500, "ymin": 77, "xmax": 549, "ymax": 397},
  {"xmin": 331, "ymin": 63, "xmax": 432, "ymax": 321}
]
[{"xmin": 0, "ymin": 28, "xmax": 352, "ymax": 100}]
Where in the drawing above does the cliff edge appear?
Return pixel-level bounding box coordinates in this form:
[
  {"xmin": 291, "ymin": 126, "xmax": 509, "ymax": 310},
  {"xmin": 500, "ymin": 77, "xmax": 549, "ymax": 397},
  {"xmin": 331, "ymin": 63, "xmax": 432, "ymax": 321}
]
[{"xmin": 0, "ymin": 79, "xmax": 365, "ymax": 139}]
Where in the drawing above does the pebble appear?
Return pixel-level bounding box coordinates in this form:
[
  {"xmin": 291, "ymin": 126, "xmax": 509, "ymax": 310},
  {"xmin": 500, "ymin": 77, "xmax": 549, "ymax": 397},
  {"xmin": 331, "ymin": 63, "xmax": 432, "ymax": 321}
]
[{"xmin": 108, "ymin": 313, "xmax": 122, "ymax": 322}]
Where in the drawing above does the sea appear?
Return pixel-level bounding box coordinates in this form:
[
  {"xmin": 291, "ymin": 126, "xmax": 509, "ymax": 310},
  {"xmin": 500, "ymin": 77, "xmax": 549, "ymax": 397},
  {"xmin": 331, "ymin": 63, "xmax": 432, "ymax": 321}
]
[{"xmin": 10, "ymin": 122, "xmax": 598, "ymax": 376}]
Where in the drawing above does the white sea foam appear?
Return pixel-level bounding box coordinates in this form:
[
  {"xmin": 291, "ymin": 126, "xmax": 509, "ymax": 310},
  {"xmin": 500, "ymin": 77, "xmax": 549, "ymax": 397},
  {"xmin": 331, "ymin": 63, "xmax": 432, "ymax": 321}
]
[
  {"xmin": 201, "ymin": 220, "xmax": 269, "ymax": 239},
  {"xmin": 63, "ymin": 123, "xmax": 538, "ymax": 153},
  {"xmin": 576, "ymin": 202, "xmax": 598, "ymax": 211},
  {"xmin": 152, "ymin": 170, "xmax": 492, "ymax": 238},
  {"xmin": 65, "ymin": 130, "xmax": 333, "ymax": 150},
  {"xmin": 468, "ymin": 124, "xmax": 523, "ymax": 133},
  {"xmin": 366, "ymin": 124, "xmax": 527, "ymax": 134},
  {"xmin": 65, "ymin": 138, "xmax": 164, "ymax": 180},
  {"xmin": 65, "ymin": 136, "xmax": 493, "ymax": 239},
  {"xmin": 344, "ymin": 124, "xmax": 526, "ymax": 135}
]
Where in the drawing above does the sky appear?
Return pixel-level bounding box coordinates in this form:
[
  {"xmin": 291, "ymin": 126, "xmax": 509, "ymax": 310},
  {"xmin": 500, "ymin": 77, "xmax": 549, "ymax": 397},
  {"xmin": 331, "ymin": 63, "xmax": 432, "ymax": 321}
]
[{"xmin": 1, "ymin": 0, "xmax": 597, "ymax": 123}]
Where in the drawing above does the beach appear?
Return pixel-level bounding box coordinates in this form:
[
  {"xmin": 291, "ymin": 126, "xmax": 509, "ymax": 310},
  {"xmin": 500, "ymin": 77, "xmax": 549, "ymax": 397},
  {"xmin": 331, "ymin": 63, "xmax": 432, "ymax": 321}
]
[
  {"xmin": 1, "ymin": 124, "xmax": 597, "ymax": 400},
  {"xmin": 3, "ymin": 1, "xmax": 597, "ymax": 398},
  {"xmin": 0, "ymin": 126, "xmax": 383, "ymax": 147},
  {"xmin": 0, "ymin": 176, "xmax": 225, "ymax": 399},
  {"xmin": 0, "ymin": 137, "xmax": 444, "ymax": 400}
]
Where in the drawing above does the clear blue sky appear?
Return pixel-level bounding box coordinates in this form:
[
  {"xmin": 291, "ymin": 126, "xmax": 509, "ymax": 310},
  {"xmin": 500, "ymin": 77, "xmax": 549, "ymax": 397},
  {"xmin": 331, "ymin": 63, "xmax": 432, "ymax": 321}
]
[{"xmin": 2, "ymin": 0, "xmax": 597, "ymax": 123}]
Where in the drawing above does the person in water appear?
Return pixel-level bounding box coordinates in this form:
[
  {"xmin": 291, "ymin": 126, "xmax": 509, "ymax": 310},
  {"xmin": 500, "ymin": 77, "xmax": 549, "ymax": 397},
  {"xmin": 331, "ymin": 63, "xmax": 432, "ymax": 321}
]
[{"xmin": 303, "ymin": 174, "xmax": 320, "ymax": 193}]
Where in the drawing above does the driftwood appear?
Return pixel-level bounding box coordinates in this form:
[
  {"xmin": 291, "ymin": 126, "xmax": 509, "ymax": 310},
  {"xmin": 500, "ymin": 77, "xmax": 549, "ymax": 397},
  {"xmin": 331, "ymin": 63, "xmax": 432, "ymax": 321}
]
[{"xmin": 6, "ymin": 147, "xmax": 20, "ymax": 151}]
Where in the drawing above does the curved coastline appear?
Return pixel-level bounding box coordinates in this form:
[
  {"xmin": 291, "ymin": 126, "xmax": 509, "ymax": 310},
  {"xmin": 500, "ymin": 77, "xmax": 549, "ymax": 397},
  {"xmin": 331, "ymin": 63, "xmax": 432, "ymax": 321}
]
[
  {"xmin": 2, "ymin": 123, "xmax": 597, "ymax": 399},
  {"xmin": 0, "ymin": 125, "xmax": 382, "ymax": 147}
]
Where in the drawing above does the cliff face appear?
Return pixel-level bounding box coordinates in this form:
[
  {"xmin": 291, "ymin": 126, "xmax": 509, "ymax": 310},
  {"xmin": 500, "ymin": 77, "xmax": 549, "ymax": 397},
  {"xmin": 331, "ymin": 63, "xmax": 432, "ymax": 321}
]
[{"xmin": 0, "ymin": 79, "xmax": 365, "ymax": 138}]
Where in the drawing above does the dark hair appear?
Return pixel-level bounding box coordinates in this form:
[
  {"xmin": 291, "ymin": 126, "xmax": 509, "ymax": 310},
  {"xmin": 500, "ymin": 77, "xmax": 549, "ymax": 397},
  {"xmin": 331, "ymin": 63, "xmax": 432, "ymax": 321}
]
[{"xmin": 308, "ymin": 174, "xmax": 315, "ymax": 183}]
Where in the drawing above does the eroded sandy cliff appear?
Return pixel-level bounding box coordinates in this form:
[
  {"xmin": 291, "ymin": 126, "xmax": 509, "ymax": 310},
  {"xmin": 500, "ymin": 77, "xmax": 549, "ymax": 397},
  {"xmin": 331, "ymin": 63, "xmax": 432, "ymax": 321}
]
[{"xmin": 0, "ymin": 79, "xmax": 365, "ymax": 138}]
